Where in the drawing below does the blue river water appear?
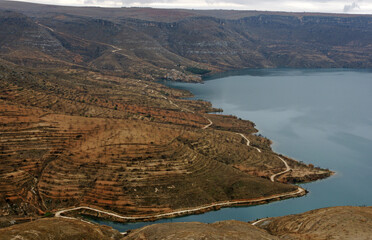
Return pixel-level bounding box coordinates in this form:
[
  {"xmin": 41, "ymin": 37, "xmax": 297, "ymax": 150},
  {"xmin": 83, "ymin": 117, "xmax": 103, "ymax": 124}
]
[{"xmin": 90, "ymin": 69, "xmax": 372, "ymax": 232}]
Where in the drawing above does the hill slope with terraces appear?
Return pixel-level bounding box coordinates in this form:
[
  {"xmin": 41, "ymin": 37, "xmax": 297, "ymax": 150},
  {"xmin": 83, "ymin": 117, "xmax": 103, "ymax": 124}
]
[{"xmin": 0, "ymin": 55, "xmax": 331, "ymax": 226}]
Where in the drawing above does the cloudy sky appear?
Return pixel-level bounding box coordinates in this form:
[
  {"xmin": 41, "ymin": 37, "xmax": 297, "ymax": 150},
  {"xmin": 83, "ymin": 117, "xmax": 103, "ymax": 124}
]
[{"xmin": 12, "ymin": 0, "xmax": 372, "ymax": 14}]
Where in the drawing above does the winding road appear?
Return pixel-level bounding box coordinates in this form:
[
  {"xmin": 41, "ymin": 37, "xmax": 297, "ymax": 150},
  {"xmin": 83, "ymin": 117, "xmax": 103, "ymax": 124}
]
[
  {"xmin": 110, "ymin": 45, "xmax": 122, "ymax": 53},
  {"xmin": 237, "ymin": 131, "xmax": 304, "ymax": 227},
  {"xmin": 55, "ymin": 130, "xmax": 299, "ymax": 224},
  {"xmin": 55, "ymin": 187, "xmax": 305, "ymax": 222},
  {"xmin": 237, "ymin": 133, "xmax": 292, "ymax": 182},
  {"xmin": 237, "ymin": 133, "xmax": 261, "ymax": 153},
  {"xmin": 54, "ymin": 116, "xmax": 298, "ymax": 226},
  {"xmin": 270, "ymin": 156, "xmax": 291, "ymax": 182},
  {"xmin": 37, "ymin": 20, "xmax": 303, "ymax": 229},
  {"xmin": 37, "ymin": 22, "xmax": 130, "ymax": 58},
  {"xmin": 161, "ymin": 96, "xmax": 214, "ymax": 129},
  {"xmin": 202, "ymin": 117, "xmax": 213, "ymax": 129}
]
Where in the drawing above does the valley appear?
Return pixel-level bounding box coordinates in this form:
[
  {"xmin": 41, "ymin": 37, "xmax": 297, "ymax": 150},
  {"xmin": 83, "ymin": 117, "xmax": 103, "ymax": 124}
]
[{"xmin": 0, "ymin": 1, "xmax": 370, "ymax": 239}]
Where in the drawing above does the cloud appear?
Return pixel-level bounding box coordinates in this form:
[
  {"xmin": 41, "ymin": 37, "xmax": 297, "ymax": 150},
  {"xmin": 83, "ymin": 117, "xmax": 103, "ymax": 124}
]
[
  {"xmin": 343, "ymin": 1, "xmax": 360, "ymax": 12},
  {"xmin": 80, "ymin": 0, "xmax": 340, "ymax": 11}
]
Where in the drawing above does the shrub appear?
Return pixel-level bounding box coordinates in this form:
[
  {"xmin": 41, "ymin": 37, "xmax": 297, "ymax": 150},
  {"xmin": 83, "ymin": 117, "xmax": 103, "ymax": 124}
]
[{"xmin": 43, "ymin": 212, "xmax": 55, "ymax": 218}]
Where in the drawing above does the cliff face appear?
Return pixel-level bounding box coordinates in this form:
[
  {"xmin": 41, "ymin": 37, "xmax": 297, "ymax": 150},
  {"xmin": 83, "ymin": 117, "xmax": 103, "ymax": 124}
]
[
  {"xmin": 0, "ymin": 3, "xmax": 372, "ymax": 81},
  {"xmin": 127, "ymin": 14, "xmax": 372, "ymax": 69}
]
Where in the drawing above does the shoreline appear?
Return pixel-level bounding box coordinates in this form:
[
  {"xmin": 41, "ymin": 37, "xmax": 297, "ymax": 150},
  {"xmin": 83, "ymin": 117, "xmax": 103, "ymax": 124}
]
[
  {"xmin": 55, "ymin": 187, "xmax": 307, "ymax": 224},
  {"xmin": 51, "ymin": 78, "xmax": 334, "ymax": 227}
]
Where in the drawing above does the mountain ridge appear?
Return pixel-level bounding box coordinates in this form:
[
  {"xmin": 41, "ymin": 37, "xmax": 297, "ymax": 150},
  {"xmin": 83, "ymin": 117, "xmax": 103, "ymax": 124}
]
[{"xmin": 1, "ymin": 1, "xmax": 372, "ymax": 82}]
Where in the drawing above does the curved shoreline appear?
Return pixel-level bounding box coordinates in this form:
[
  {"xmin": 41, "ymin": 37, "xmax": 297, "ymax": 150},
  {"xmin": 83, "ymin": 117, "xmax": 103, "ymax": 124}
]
[
  {"xmin": 53, "ymin": 87, "xmax": 316, "ymax": 226},
  {"xmin": 55, "ymin": 187, "xmax": 306, "ymax": 223},
  {"xmin": 55, "ymin": 154, "xmax": 306, "ymax": 224},
  {"xmin": 53, "ymin": 79, "xmax": 329, "ymax": 228}
]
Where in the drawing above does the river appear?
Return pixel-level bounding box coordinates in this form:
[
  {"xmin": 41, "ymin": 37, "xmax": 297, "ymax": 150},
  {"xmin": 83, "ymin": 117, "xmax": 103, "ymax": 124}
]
[{"xmin": 90, "ymin": 69, "xmax": 372, "ymax": 232}]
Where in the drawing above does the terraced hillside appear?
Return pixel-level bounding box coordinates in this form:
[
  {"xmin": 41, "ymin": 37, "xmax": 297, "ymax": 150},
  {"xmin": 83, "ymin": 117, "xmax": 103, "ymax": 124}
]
[{"xmin": 0, "ymin": 59, "xmax": 331, "ymax": 226}]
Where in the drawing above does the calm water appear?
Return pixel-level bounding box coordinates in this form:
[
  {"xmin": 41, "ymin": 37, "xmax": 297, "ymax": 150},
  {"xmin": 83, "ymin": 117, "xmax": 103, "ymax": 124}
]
[{"xmin": 91, "ymin": 69, "xmax": 372, "ymax": 232}]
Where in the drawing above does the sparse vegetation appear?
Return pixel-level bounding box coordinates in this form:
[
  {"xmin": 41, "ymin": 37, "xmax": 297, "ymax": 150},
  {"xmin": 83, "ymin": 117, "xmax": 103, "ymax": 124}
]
[
  {"xmin": 0, "ymin": 5, "xmax": 334, "ymax": 226},
  {"xmin": 43, "ymin": 212, "xmax": 54, "ymax": 218},
  {"xmin": 185, "ymin": 67, "xmax": 211, "ymax": 75},
  {"xmin": 0, "ymin": 73, "xmax": 329, "ymax": 220}
]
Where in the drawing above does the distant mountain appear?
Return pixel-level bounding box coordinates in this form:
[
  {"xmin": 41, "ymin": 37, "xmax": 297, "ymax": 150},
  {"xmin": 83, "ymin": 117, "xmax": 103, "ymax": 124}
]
[{"xmin": 1, "ymin": 1, "xmax": 372, "ymax": 81}]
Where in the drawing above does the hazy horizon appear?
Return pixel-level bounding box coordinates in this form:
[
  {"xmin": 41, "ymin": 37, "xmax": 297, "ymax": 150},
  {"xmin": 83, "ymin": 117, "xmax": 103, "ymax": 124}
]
[{"xmin": 4, "ymin": 0, "xmax": 372, "ymax": 14}]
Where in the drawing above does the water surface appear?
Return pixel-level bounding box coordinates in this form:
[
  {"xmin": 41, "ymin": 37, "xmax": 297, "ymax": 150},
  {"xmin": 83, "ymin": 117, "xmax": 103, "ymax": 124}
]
[{"xmin": 91, "ymin": 69, "xmax": 372, "ymax": 232}]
